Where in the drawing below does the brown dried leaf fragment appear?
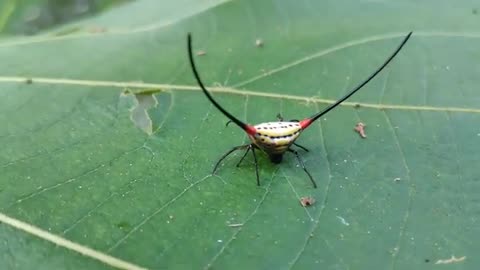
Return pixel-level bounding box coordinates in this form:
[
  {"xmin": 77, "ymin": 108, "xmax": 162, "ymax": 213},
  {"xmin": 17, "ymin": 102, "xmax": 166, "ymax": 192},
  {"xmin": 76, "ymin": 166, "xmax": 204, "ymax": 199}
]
[
  {"xmin": 354, "ymin": 122, "xmax": 367, "ymax": 138},
  {"xmin": 300, "ymin": 197, "xmax": 315, "ymax": 207}
]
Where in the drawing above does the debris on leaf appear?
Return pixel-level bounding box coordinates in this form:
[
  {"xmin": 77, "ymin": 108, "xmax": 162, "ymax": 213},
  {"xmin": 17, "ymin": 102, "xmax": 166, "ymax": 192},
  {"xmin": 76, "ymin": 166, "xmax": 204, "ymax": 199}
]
[
  {"xmin": 196, "ymin": 50, "xmax": 206, "ymax": 56},
  {"xmin": 336, "ymin": 216, "xmax": 350, "ymax": 226},
  {"xmin": 354, "ymin": 122, "xmax": 367, "ymax": 138},
  {"xmin": 435, "ymin": 255, "xmax": 466, "ymax": 264},
  {"xmin": 228, "ymin": 223, "xmax": 244, "ymax": 227},
  {"xmin": 394, "ymin": 177, "xmax": 401, "ymax": 182},
  {"xmin": 300, "ymin": 197, "xmax": 315, "ymax": 207},
  {"xmin": 255, "ymin": 38, "xmax": 264, "ymax": 47},
  {"xmin": 25, "ymin": 78, "xmax": 33, "ymax": 84}
]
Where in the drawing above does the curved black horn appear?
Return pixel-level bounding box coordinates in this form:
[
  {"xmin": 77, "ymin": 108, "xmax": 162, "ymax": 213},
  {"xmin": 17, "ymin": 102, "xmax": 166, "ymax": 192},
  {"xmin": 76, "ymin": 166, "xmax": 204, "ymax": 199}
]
[
  {"xmin": 187, "ymin": 33, "xmax": 255, "ymax": 135},
  {"xmin": 300, "ymin": 31, "xmax": 413, "ymax": 129}
]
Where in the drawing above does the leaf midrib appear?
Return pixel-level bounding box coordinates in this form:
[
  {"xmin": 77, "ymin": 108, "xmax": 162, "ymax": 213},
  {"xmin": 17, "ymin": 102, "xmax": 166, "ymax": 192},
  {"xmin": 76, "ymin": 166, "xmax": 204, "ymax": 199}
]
[{"xmin": 0, "ymin": 76, "xmax": 478, "ymax": 114}]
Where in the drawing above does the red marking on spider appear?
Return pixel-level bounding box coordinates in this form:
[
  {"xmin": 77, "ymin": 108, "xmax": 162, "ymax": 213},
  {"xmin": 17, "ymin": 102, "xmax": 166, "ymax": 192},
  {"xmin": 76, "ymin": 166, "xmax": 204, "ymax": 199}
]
[
  {"xmin": 246, "ymin": 125, "xmax": 257, "ymax": 136},
  {"xmin": 299, "ymin": 119, "xmax": 312, "ymax": 129}
]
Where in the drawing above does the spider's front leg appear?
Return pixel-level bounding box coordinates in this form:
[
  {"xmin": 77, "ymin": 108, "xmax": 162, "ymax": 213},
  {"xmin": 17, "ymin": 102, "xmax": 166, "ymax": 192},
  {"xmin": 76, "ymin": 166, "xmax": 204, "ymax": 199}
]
[
  {"xmin": 213, "ymin": 144, "xmax": 261, "ymax": 186},
  {"xmin": 287, "ymin": 148, "xmax": 317, "ymax": 188},
  {"xmin": 293, "ymin": 142, "xmax": 310, "ymax": 152},
  {"xmin": 212, "ymin": 144, "xmax": 251, "ymax": 174}
]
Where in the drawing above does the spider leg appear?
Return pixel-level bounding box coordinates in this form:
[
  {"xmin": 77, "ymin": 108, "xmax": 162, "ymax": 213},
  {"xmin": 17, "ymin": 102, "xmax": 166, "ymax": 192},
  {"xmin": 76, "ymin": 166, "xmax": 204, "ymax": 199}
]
[
  {"xmin": 276, "ymin": 113, "xmax": 284, "ymax": 122},
  {"xmin": 236, "ymin": 145, "xmax": 251, "ymax": 167},
  {"xmin": 213, "ymin": 144, "xmax": 250, "ymax": 174},
  {"xmin": 293, "ymin": 142, "xmax": 310, "ymax": 152},
  {"xmin": 287, "ymin": 148, "xmax": 317, "ymax": 188},
  {"xmin": 251, "ymin": 145, "xmax": 260, "ymax": 186}
]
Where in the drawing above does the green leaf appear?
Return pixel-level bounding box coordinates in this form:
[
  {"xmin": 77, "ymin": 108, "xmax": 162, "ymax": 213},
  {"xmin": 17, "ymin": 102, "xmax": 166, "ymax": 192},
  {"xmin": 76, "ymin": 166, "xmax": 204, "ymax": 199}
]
[{"xmin": 1, "ymin": 0, "xmax": 479, "ymax": 269}]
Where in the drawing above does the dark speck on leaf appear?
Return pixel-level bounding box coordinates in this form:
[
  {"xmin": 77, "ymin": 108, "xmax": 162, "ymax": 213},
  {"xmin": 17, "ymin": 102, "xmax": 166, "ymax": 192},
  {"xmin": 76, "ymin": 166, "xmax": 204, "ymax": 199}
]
[
  {"xmin": 25, "ymin": 78, "xmax": 33, "ymax": 84},
  {"xmin": 116, "ymin": 221, "xmax": 131, "ymax": 230}
]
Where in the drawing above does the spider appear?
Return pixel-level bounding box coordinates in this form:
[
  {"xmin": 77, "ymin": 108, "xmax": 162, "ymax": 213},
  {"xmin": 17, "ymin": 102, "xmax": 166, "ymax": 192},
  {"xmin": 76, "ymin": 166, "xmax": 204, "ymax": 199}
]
[{"xmin": 187, "ymin": 32, "xmax": 412, "ymax": 188}]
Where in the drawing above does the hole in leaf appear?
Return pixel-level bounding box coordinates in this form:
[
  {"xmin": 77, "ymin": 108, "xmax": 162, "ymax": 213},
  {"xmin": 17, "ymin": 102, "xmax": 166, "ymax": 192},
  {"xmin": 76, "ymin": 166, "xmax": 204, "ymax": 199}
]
[{"xmin": 122, "ymin": 88, "xmax": 162, "ymax": 135}]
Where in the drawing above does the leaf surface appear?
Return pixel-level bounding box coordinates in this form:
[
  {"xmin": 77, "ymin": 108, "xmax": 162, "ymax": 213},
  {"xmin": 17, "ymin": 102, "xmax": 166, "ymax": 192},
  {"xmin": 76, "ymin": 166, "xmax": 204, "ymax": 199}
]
[{"xmin": 1, "ymin": 0, "xmax": 479, "ymax": 269}]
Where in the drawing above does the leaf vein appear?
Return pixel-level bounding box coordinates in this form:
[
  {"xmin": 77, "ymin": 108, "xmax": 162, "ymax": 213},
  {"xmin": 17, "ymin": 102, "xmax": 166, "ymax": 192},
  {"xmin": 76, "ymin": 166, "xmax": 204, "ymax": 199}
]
[
  {"xmin": 107, "ymin": 174, "xmax": 211, "ymax": 252},
  {"xmin": 5, "ymin": 145, "xmax": 144, "ymax": 210},
  {"xmin": 0, "ymin": 76, "xmax": 478, "ymax": 113},
  {"xmin": 382, "ymin": 111, "xmax": 416, "ymax": 270},
  {"xmin": 288, "ymin": 105, "xmax": 334, "ymax": 268},
  {"xmin": 0, "ymin": 212, "xmax": 148, "ymax": 270},
  {"xmin": 204, "ymin": 169, "xmax": 278, "ymax": 269}
]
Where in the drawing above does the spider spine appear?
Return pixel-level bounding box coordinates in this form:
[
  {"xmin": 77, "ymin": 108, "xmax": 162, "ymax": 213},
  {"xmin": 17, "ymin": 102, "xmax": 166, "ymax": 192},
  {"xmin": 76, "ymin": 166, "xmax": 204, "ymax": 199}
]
[
  {"xmin": 187, "ymin": 34, "xmax": 256, "ymax": 135},
  {"xmin": 299, "ymin": 31, "xmax": 413, "ymax": 129}
]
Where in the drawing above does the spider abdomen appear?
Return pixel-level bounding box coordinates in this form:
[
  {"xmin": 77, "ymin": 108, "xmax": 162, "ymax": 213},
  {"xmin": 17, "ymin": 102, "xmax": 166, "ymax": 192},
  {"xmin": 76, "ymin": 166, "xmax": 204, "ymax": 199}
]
[{"xmin": 250, "ymin": 121, "xmax": 303, "ymax": 154}]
